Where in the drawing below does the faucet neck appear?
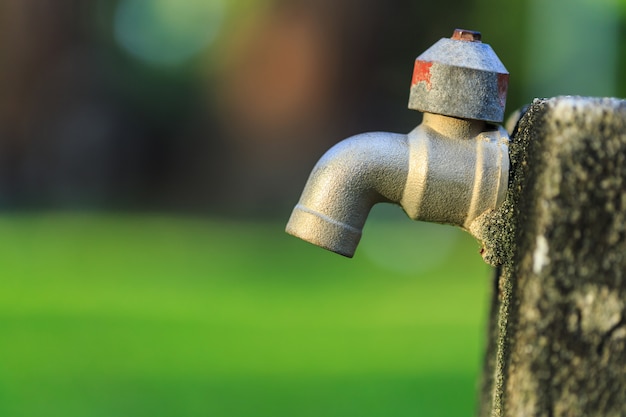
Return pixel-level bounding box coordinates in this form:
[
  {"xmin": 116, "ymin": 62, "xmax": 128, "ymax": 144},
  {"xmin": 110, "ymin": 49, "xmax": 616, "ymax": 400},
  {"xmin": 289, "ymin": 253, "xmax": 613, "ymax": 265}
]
[{"xmin": 422, "ymin": 112, "xmax": 487, "ymax": 139}]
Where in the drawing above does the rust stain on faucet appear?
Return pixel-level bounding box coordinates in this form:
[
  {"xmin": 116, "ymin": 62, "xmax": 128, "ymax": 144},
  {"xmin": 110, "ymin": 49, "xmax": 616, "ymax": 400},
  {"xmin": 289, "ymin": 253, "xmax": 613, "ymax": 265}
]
[{"xmin": 451, "ymin": 28, "xmax": 482, "ymax": 42}]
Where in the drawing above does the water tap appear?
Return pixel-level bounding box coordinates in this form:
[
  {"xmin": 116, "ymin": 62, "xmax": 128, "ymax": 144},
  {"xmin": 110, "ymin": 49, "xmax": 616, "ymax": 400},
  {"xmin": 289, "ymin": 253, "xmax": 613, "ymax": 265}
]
[{"xmin": 286, "ymin": 29, "xmax": 510, "ymax": 258}]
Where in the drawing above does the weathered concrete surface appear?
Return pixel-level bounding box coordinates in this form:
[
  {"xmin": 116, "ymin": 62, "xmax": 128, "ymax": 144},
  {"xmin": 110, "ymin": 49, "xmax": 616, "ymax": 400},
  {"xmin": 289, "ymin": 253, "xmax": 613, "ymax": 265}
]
[{"xmin": 472, "ymin": 97, "xmax": 626, "ymax": 417}]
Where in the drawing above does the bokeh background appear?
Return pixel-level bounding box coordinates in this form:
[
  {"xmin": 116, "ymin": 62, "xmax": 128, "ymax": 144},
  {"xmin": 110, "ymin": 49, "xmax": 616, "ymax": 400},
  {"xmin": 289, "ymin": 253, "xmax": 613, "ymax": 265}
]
[{"xmin": 0, "ymin": 1, "xmax": 624, "ymax": 416}]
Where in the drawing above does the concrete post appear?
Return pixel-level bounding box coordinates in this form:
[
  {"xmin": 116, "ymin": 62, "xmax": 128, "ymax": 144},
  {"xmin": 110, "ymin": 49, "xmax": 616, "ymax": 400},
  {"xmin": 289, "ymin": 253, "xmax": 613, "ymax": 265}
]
[{"xmin": 472, "ymin": 96, "xmax": 626, "ymax": 417}]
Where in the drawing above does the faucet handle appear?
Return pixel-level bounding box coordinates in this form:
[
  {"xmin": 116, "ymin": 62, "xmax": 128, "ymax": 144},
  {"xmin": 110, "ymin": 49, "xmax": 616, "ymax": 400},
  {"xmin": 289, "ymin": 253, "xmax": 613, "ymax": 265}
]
[{"xmin": 408, "ymin": 29, "xmax": 509, "ymax": 123}]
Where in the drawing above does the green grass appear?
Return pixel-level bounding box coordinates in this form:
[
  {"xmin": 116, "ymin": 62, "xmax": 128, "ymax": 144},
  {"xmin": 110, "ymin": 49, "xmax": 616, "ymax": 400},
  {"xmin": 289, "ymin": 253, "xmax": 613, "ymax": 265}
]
[{"xmin": 0, "ymin": 209, "xmax": 492, "ymax": 417}]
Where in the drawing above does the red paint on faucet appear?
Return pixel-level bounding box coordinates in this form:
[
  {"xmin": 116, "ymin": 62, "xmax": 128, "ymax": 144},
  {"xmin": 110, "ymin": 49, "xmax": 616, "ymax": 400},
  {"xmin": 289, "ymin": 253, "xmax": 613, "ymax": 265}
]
[{"xmin": 412, "ymin": 60, "xmax": 433, "ymax": 90}]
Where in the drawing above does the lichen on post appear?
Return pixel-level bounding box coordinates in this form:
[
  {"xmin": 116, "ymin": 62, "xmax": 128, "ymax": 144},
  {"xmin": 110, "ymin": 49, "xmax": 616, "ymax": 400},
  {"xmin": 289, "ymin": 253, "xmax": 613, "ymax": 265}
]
[{"xmin": 473, "ymin": 96, "xmax": 626, "ymax": 417}]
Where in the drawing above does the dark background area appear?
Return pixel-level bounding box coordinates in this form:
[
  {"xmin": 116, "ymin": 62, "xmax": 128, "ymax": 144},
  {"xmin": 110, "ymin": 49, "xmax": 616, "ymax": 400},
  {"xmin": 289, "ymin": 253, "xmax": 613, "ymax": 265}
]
[{"xmin": 1, "ymin": 0, "xmax": 622, "ymax": 217}]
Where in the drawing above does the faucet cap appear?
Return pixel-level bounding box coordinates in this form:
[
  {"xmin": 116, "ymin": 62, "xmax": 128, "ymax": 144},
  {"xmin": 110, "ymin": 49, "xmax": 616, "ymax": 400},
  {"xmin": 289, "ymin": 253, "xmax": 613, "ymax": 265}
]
[{"xmin": 408, "ymin": 29, "xmax": 509, "ymax": 123}]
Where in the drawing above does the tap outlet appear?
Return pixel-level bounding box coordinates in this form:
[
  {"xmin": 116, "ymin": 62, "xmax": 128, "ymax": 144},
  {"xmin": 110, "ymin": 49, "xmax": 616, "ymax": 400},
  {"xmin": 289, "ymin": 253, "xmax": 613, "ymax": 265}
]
[{"xmin": 286, "ymin": 29, "xmax": 510, "ymax": 258}]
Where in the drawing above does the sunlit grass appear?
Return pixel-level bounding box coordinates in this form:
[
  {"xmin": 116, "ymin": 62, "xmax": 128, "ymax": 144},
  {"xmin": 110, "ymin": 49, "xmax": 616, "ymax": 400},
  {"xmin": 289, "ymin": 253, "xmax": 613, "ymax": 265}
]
[{"xmin": 0, "ymin": 211, "xmax": 492, "ymax": 417}]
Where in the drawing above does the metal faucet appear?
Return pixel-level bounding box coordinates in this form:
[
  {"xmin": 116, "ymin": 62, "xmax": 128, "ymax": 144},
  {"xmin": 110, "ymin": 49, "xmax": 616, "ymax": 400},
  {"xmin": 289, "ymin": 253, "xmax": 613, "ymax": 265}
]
[{"xmin": 286, "ymin": 29, "xmax": 510, "ymax": 258}]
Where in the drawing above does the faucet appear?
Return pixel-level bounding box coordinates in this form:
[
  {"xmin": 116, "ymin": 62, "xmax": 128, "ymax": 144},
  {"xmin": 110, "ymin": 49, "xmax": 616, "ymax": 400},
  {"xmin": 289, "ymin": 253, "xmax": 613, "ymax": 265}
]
[{"xmin": 286, "ymin": 29, "xmax": 510, "ymax": 258}]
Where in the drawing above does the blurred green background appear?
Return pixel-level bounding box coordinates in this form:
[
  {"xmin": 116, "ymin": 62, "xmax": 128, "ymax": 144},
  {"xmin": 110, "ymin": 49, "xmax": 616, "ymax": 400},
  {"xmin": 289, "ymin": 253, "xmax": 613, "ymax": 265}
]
[
  {"xmin": 0, "ymin": 209, "xmax": 491, "ymax": 416},
  {"xmin": 0, "ymin": 1, "xmax": 624, "ymax": 416}
]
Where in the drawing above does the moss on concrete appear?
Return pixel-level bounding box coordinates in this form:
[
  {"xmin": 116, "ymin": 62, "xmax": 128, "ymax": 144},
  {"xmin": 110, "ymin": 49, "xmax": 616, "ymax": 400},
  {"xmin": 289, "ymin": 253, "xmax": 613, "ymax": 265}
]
[{"xmin": 474, "ymin": 97, "xmax": 626, "ymax": 417}]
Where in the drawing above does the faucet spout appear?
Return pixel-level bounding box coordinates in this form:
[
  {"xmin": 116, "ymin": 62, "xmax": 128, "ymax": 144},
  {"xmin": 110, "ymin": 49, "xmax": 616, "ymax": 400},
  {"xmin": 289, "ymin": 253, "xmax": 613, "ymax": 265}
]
[{"xmin": 286, "ymin": 132, "xmax": 409, "ymax": 257}]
